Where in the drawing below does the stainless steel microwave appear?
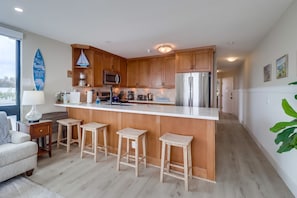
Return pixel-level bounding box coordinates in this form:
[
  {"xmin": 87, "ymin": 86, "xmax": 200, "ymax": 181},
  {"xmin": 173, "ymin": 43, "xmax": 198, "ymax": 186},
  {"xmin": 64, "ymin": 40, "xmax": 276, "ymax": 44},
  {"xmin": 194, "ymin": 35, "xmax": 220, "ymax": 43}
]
[{"xmin": 103, "ymin": 70, "xmax": 121, "ymax": 85}]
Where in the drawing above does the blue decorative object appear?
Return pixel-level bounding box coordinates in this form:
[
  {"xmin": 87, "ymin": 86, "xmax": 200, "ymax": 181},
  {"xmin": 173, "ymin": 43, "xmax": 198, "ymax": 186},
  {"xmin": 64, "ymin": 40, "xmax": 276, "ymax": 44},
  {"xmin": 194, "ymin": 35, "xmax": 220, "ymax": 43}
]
[
  {"xmin": 76, "ymin": 49, "xmax": 89, "ymax": 67},
  {"xmin": 33, "ymin": 49, "xmax": 45, "ymax": 90}
]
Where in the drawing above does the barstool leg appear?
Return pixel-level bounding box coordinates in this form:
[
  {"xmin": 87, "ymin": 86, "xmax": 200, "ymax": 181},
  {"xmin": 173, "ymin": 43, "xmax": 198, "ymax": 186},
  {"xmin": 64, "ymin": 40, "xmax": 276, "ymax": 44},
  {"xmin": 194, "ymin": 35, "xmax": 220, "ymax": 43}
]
[
  {"xmin": 126, "ymin": 138, "xmax": 130, "ymax": 163},
  {"xmin": 135, "ymin": 138, "xmax": 139, "ymax": 177},
  {"xmin": 57, "ymin": 124, "xmax": 62, "ymax": 149},
  {"xmin": 77, "ymin": 124, "xmax": 81, "ymax": 147},
  {"xmin": 67, "ymin": 125, "xmax": 72, "ymax": 152},
  {"xmin": 167, "ymin": 144, "xmax": 171, "ymax": 173},
  {"xmin": 183, "ymin": 145, "xmax": 189, "ymax": 191},
  {"xmin": 188, "ymin": 143, "xmax": 193, "ymax": 179},
  {"xmin": 103, "ymin": 127, "xmax": 108, "ymax": 158},
  {"xmin": 160, "ymin": 141, "xmax": 166, "ymax": 183},
  {"xmin": 142, "ymin": 134, "xmax": 147, "ymax": 168},
  {"xmin": 94, "ymin": 130, "xmax": 98, "ymax": 162},
  {"xmin": 117, "ymin": 135, "xmax": 122, "ymax": 171},
  {"xmin": 81, "ymin": 129, "xmax": 86, "ymax": 159}
]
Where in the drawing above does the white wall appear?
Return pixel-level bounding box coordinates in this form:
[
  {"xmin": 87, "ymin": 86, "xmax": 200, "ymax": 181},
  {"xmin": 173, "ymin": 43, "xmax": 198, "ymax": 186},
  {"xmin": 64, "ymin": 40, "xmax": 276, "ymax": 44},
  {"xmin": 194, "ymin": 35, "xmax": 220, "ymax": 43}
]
[
  {"xmin": 21, "ymin": 31, "xmax": 72, "ymax": 118},
  {"xmin": 240, "ymin": 1, "xmax": 297, "ymax": 196}
]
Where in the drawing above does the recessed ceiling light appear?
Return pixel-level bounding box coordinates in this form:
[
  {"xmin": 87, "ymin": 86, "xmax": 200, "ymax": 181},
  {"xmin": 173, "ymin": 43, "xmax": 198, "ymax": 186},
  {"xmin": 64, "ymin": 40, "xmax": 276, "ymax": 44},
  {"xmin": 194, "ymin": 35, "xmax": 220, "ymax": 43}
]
[
  {"xmin": 14, "ymin": 7, "xmax": 23, "ymax": 13},
  {"xmin": 226, "ymin": 57, "xmax": 237, "ymax": 62}
]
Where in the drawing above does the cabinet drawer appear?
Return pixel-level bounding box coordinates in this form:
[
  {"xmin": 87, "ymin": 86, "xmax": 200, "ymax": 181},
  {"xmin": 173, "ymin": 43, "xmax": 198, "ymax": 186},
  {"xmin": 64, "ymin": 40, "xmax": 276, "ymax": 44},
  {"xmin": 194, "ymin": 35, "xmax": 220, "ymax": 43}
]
[{"xmin": 31, "ymin": 125, "xmax": 50, "ymax": 139}]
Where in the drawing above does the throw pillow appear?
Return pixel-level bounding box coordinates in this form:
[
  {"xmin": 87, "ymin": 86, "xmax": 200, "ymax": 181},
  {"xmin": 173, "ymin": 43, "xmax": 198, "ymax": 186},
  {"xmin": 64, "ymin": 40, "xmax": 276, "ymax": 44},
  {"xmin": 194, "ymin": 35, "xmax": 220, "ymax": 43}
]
[{"xmin": 0, "ymin": 111, "xmax": 11, "ymax": 145}]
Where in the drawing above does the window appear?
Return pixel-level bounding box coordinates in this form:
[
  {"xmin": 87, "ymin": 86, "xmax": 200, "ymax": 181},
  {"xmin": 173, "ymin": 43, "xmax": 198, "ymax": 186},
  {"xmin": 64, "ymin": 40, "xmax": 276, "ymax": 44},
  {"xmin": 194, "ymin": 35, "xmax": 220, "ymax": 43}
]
[{"xmin": 0, "ymin": 32, "xmax": 21, "ymax": 121}]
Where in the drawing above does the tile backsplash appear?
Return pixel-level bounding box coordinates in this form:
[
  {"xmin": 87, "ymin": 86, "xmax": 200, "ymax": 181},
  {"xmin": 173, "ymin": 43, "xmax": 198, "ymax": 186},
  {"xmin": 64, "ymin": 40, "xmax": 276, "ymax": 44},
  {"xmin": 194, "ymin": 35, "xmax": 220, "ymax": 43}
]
[{"xmin": 68, "ymin": 87, "xmax": 176, "ymax": 103}]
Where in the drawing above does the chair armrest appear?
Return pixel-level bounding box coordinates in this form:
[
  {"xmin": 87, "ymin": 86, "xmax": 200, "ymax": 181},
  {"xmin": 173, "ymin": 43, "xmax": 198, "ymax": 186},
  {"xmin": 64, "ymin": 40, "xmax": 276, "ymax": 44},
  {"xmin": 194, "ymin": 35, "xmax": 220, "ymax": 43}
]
[{"xmin": 9, "ymin": 130, "xmax": 31, "ymax": 144}]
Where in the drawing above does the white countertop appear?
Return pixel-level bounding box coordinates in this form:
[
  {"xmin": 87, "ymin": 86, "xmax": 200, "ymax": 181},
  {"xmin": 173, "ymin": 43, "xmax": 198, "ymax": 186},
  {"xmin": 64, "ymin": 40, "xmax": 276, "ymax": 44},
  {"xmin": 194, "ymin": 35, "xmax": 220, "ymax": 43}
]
[{"xmin": 55, "ymin": 103, "xmax": 219, "ymax": 120}]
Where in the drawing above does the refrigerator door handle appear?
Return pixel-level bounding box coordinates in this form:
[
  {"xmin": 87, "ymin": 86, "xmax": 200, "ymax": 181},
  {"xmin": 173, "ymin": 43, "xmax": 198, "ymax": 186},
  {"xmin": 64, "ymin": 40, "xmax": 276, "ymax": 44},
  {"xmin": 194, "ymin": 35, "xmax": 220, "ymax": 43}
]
[{"xmin": 188, "ymin": 76, "xmax": 193, "ymax": 106}]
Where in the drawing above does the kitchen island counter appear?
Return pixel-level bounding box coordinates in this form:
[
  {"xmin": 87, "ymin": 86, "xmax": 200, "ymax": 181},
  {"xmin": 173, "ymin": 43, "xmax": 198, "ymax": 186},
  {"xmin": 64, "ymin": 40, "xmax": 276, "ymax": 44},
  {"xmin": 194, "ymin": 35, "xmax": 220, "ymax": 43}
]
[
  {"xmin": 55, "ymin": 103, "xmax": 218, "ymax": 181},
  {"xmin": 55, "ymin": 103, "xmax": 219, "ymax": 120}
]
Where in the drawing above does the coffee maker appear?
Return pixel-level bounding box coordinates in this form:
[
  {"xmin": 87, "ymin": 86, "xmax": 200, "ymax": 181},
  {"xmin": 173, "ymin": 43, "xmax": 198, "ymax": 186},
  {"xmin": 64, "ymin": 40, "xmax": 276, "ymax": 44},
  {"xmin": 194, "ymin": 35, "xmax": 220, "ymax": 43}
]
[
  {"xmin": 127, "ymin": 91, "xmax": 134, "ymax": 100},
  {"xmin": 78, "ymin": 72, "xmax": 86, "ymax": 86}
]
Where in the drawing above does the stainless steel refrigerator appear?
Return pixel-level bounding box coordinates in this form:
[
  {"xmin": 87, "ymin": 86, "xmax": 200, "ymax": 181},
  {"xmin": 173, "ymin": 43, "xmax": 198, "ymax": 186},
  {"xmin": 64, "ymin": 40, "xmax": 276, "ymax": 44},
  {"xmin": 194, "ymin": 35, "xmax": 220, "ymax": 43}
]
[{"xmin": 176, "ymin": 72, "xmax": 210, "ymax": 107}]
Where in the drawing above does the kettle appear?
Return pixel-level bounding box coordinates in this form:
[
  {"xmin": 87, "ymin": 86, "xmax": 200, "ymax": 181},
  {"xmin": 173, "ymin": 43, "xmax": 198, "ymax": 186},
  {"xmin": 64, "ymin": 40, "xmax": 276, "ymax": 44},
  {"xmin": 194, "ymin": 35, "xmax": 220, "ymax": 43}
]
[{"xmin": 147, "ymin": 93, "xmax": 153, "ymax": 101}]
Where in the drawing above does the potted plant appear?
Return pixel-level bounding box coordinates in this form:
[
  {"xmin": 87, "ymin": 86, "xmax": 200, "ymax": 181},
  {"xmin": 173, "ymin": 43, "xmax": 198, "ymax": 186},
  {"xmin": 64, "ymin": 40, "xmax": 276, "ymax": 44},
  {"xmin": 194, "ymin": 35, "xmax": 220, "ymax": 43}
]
[{"xmin": 270, "ymin": 82, "xmax": 297, "ymax": 153}]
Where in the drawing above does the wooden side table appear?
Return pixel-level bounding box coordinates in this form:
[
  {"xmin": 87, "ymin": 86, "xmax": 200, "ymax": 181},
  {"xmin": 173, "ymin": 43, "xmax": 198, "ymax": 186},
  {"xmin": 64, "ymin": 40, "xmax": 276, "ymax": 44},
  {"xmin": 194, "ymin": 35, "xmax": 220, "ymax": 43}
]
[{"xmin": 17, "ymin": 120, "xmax": 52, "ymax": 157}]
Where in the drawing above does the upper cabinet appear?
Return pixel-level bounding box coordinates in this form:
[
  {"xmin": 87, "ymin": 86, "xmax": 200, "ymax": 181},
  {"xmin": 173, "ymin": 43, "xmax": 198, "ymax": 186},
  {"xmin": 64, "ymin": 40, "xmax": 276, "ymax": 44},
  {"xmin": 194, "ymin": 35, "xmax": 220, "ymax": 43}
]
[
  {"xmin": 150, "ymin": 55, "xmax": 175, "ymax": 88},
  {"xmin": 175, "ymin": 47, "xmax": 215, "ymax": 73},
  {"xmin": 127, "ymin": 59, "xmax": 150, "ymax": 88},
  {"xmin": 72, "ymin": 44, "xmax": 215, "ymax": 88},
  {"xmin": 71, "ymin": 44, "xmax": 127, "ymax": 87},
  {"xmin": 127, "ymin": 55, "xmax": 175, "ymax": 88}
]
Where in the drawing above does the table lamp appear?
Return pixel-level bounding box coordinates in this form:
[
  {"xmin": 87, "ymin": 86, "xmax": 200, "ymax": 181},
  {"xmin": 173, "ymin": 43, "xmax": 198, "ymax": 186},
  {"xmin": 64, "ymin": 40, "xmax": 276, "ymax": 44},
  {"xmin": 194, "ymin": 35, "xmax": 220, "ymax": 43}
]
[{"xmin": 22, "ymin": 90, "xmax": 45, "ymax": 123}]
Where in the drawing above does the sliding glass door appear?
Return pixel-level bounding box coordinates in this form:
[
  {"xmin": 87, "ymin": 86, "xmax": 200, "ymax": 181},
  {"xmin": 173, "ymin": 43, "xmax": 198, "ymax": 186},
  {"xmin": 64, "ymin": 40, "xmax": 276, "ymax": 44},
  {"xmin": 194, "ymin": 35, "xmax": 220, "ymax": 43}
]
[{"xmin": 0, "ymin": 35, "xmax": 21, "ymax": 121}]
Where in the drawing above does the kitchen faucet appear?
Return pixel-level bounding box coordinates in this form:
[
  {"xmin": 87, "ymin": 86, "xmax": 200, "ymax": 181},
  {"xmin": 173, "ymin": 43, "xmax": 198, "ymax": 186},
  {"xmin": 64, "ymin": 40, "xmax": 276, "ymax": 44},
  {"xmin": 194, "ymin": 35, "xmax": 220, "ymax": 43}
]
[{"xmin": 110, "ymin": 86, "xmax": 113, "ymax": 104}]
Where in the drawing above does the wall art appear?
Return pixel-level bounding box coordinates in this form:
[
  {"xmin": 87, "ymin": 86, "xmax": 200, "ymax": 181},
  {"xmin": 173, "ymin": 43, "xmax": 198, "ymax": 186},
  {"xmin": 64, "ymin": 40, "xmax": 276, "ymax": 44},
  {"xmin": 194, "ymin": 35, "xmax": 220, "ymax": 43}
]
[
  {"xmin": 276, "ymin": 54, "xmax": 288, "ymax": 79},
  {"xmin": 33, "ymin": 49, "xmax": 45, "ymax": 90},
  {"xmin": 264, "ymin": 64, "xmax": 272, "ymax": 82}
]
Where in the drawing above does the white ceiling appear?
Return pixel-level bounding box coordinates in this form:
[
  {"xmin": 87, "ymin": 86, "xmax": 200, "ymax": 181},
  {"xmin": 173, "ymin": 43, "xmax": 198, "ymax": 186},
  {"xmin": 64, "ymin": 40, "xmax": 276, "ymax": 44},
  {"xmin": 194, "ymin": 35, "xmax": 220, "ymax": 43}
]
[{"xmin": 0, "ymin": 0, "xmax": 294, "ymax": 70}]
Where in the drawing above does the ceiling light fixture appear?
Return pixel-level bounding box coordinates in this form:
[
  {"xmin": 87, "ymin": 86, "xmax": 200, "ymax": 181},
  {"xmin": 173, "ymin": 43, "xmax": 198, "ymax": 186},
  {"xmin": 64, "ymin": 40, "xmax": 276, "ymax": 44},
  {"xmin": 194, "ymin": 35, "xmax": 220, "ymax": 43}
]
[
  {"xmin": 226, "ymin": 57, "xmax": 237, "ymax": 62},
  {"xmin": 157, "ymin": 45, "xmax": 173, "ymax": 53},
  {"xmin": 14, "ymin": 7, "xmax": 23, "ymax": 13}
]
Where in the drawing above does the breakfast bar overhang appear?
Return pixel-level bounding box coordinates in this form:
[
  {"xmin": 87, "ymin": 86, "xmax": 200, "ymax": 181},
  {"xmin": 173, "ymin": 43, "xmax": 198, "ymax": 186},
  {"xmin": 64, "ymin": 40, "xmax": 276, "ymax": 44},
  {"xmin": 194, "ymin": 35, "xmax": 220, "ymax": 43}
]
[{"xmin": 55, "ymin": 103, "xmax": 219, "ymax": 181}]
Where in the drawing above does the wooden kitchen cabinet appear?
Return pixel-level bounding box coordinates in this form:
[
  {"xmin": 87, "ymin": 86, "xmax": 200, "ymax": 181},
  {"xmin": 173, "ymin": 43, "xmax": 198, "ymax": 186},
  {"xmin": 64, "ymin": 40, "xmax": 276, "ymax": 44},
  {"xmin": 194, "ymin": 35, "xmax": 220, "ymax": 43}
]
[
  {"xmin": 72, "ymin": 44, "xmax": 127, "ymax": 87},
  {"xmin": 127, "ymin": 59, "xmax": 150, "ymax": 87},
  {"xmin": 150, "ymin": 55, "xmax": 175, "ymax": 88},
  {"xmin": 175, "ymin": 47, "xmax": 215, "ymax": 73},
  {"xmin": 72, "ymin": 45, "xmax": 96, "ymax": 87}
]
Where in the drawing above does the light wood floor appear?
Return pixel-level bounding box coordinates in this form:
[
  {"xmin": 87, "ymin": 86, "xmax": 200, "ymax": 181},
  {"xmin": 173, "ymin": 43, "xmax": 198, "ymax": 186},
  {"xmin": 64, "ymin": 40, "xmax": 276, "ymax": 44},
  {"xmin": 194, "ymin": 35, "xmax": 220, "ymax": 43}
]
[{"xmin": 28, "ymin": 113, "xmax": 294, "ymax": 198}]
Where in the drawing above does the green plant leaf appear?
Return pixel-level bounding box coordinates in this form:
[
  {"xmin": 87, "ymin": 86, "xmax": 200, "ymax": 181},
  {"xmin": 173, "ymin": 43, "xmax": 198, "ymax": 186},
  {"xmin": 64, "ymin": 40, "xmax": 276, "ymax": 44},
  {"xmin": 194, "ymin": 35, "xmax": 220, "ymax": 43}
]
[
  {"xmin": 270, "ymin": 121, "xmax": 297, "ymax": 132},
  {"xmin": 288, "ymin": 81, "xmax": 297, "ymax": 85},
  {"xmin": 282, "ymin": 99, "xmax": 297, "ymax": 118},
  {"xmin": 290, "ymin": 133, "xmax": 297, "ymax": 146},
  {"xmin": 277, "ymin": 141, "xmax": 294, "ymax": 153},
  {"xmin": 295, "ymin": 94, "xmax": 297, "ymax": 100},
  {"xmin": 277, "ymin": 134, "xmax": 295, "ymax": 153},
  {"xmin": 274, "ymin": 127, "xmax": 297, "ymax": 144}
]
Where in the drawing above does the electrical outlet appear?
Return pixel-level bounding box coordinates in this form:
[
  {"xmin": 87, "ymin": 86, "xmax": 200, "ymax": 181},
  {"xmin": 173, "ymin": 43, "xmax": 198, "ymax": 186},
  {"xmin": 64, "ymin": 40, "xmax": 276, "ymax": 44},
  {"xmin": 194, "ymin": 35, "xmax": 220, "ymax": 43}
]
[{"xmin": 131, "ymin": 141, "xmax": 136, "ymax": 149}]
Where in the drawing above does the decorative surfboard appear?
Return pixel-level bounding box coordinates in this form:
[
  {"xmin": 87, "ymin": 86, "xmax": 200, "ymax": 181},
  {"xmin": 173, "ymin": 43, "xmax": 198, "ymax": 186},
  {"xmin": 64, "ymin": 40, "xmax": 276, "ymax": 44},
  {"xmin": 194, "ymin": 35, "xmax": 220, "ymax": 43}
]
[{"xmin": 33, "ymin": 49, "xmax": 45, "ymax": 90}]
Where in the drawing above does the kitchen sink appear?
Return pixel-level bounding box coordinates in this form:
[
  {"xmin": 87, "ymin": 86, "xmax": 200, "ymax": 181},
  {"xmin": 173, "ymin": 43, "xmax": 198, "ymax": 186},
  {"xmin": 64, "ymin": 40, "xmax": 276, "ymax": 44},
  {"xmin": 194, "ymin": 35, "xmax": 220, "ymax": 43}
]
[{"xmin": 105, "ymin": 102, "xmax": 134, "ymax": 106}]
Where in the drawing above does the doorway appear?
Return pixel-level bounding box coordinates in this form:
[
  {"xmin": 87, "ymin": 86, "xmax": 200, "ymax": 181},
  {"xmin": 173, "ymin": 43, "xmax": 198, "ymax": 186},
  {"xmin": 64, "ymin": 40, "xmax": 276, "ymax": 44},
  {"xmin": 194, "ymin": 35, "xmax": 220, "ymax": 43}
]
[{"xmin": 221, "ymin": 76, "xmax": 233, "ymax": 113}]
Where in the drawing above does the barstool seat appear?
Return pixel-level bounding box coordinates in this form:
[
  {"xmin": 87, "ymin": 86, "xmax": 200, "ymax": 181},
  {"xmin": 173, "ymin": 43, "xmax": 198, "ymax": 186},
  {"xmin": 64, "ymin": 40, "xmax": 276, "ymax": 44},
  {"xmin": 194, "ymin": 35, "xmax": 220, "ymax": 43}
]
[
  {"xmin": 57, "ymin": 118, "xmax": 82, "ymax": 152},
  {"xmin": 80, "ymin": 122, "xmax": 108, "ymax": 162},
  {"xmin": 116, "ymin": 128, "xmax": 147, "ymax": 177},
  {"xmin": 159, "ymin": 133, "xmax": 193, "ymax": 191}
]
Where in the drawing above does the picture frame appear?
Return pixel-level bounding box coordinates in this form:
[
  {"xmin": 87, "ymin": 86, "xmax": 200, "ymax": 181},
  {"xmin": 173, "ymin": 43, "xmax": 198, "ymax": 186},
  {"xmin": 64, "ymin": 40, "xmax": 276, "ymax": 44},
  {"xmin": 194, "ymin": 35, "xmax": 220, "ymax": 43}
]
[
  {"xmin": 263, "ymin": 64, "xmax": 271, "ymax": 82},
  {"xmin": 276, "ymin": 54, "xmax": 288, "ymax": 79}
]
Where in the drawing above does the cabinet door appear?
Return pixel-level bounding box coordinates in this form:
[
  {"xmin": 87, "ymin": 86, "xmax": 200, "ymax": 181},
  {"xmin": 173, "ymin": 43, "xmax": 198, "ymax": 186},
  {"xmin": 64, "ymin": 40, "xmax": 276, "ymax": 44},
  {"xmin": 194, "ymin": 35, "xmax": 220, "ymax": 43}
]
[
  {"xmin": 150, "ymin": 58, "xmax": 163, "ymax": 88},
  {"xmin": 112, "ymin": 56, "xmax": 121, "ymax": 72},
  {"xmin": 102, "ymin": 53, "xmax": 113, "ymax": 71},
  {"xmin": 175, "ymin": 52, "xmax": 194, "ymax": 73},
  {"xmin": 163, "ymin": 56, "xmax": 175, "ymax": 88},
  {"xmin": 93, "ymin": 52, "xmax": 104, "ymax": 87},
  {"xmin": 127, "ymin": 60, "xmax": 139, "ymax": 87},
  {"xmin": 138, "ymin": 59, "xmax": 150, "ymax": 87},
  {"xmin": 193, "ymin": 49, "xmax": 213, "ymax": 71},
  {"xmin": 119, "ymin": 58, "xmax": 127, "ymax": 87}
]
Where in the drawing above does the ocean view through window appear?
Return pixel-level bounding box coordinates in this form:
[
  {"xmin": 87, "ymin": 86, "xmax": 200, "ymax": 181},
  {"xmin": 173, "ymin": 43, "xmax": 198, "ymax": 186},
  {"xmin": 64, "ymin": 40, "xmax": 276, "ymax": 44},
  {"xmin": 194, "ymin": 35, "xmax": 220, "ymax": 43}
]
[
  {"xmin": 0, "ymin": 35, "xmax": 16, "ymax": 106},
  {"xmin": 0, "ymin": 31, "xmax": 21, "ymax": 121}
]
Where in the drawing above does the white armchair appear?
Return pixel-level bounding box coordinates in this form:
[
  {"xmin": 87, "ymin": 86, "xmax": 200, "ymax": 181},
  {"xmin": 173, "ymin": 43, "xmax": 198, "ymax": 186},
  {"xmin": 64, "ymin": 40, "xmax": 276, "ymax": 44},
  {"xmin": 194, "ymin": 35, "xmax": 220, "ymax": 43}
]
[{"xmin": 0, "ymin": 114, "xmax": 38, "ymax": 183}]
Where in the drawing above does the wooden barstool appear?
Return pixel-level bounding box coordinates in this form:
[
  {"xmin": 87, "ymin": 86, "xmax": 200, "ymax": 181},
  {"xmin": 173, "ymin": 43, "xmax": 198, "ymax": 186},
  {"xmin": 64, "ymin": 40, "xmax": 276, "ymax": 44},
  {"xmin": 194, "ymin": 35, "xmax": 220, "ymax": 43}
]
[
  {"xmin": 57, "ymin": 118, "xmax": 82, "ymax": 152},
  {"xmin": 80, "ymin": 122, "xmax": 108, "ymax": 162},
  {"xmin": 116, "ymin": 128, "xmax": 147, "ymax": 177},
  {"xmin": 159, "ymin": 133, "xmax": 193, "ymax": 191}
]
